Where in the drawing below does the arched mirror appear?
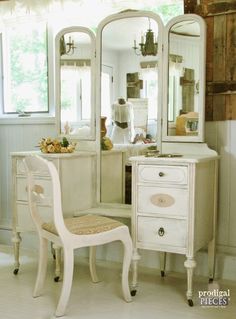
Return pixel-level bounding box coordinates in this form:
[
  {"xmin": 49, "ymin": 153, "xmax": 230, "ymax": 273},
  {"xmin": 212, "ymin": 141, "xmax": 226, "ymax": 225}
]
[
  {"xmin": 55, "ymin": 27, "xmax": 96, "ymax": 140},
  {"xmin": 97, "ymin": 11, "xmax": 163, "ymax": 204},
  {"xmin": 162, "ymin": 14, "xmax": 206, "ymax": 142}
]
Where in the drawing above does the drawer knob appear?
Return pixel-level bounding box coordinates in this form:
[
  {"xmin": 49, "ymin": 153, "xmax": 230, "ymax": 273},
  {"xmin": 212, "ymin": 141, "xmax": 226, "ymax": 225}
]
[
  {"xmin": 159, "ymin": 172, "xmax": 164, "ymax": 177},
  {"xmin": 158, "ymin": 227, "xmax": 165, "ymax": 237}
]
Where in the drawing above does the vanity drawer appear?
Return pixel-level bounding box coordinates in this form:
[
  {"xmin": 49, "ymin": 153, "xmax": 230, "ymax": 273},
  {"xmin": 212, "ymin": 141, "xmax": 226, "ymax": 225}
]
[
  {"xmin": 16, "ymin": 176, "xmax": 52, "ymax": 203},
  {"xmin": 16, "ymin": 203, "xmax": 52, "ymax": 231},
  {"xmin": 16, "ymin": 158, "xmax": 56, "ymax": 176},
  {"xmin": 137, "ymin": 216, "xmax": 187, "ymax": 248},
  {"xmin": 137, "ymin": 186, "xmax": 188, "ymax": 217},
  {"xmin": 138, "ymin": 165, "xmax": 188, "ymax": 185}
]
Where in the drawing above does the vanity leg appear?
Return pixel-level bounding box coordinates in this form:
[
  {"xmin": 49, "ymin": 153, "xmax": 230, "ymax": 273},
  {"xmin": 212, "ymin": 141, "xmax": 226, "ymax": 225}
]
[
  {"xmin": 12, "ymin": 231, "xmax": 21, "ymax": 275},
  {"xmin": 208, "ymin": 238, "xmax": 216, "ymax": 283},
  {"xmin": 159, "ymin": 252, "xmax": 166, "ymax": 277},
  {"xmin": 53, "ymin": 245, "xmax": 61, "ymax": 282},
  {"xmin": 184, "ymin": 257, "xmax": 196, "ymax": 306},
  {"xmin": 131, "ymin": 248, "xmax": 140, "ymax": 296}
]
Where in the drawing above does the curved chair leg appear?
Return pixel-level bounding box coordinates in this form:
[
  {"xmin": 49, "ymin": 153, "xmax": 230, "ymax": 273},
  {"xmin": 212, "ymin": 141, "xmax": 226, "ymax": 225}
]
[
  {"xmin": 89, "ymin": 246, "xmax": 99, "ymax": 283},
  {"xmin": 121, "ymin": 231, "xmax": 133, "ymax": 303},
  {"xmin": 33, "ymin": 237, "xmax": 48, "ymax": 297},
  {"xmin": 55, "ymin": 248, "xmax": 74, "ymax": 317}
]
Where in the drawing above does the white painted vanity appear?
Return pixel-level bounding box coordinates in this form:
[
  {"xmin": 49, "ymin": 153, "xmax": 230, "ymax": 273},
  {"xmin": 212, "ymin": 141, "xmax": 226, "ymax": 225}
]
[
  {"xmin": 11, "ymin": 8, "xmax": 219, "ymax": 307},
  {"xmin": 130, "ymin": 144, "xmax": 218, "ymax": 305}
]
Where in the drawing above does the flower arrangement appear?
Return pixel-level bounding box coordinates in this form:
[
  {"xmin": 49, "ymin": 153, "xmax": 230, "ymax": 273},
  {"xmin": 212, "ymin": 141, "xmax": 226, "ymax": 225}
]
[{"xmin": 39, "ymin": 137, "xmax": 76, "ymax": 153}]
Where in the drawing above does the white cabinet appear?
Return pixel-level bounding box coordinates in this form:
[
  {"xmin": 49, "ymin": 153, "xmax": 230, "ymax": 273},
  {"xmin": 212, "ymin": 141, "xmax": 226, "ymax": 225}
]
[
  {"xmin": 130, "ymin": 150, "xmax": 218, "ymax": 305},
  {"xmin": 11, "ymin": 151, "xmax": 96, "ymax": 273}
]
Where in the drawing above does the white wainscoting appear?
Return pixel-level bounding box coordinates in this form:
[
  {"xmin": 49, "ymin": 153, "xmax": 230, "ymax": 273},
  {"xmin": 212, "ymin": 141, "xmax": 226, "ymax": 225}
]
[{"xmin": 0, "ymin": 120, "xmax": 236, "ymax": 281}]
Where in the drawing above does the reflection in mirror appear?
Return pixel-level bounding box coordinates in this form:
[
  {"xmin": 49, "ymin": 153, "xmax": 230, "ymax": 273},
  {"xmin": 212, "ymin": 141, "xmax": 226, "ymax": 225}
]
[
  {"xmin": 100, "ymin": 15, "xmax": 160, "ymax": 205},
  {"xmin": 167, "ymin": 20, "xmax": 201, "ymax": 137},
  {"xmin": 101, "ymin": 17, "xmax": 159, "ymax": 146},
  {"xmin": 56, "ymin": 29, "xmax": 95, "ymax": 140}
]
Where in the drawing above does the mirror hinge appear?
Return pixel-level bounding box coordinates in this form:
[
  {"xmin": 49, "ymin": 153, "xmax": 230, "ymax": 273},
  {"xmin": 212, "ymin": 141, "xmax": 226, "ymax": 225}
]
[{"xmin": 162, "ymin": 44, "xmax": 164, "ymax": 52}]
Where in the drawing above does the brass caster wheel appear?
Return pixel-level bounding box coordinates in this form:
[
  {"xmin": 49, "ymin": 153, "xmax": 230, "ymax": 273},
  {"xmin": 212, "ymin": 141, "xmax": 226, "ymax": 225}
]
[
  {"xmin": 161, "ymin": 270, "xmax": 165, "ymax": 277},
  {"xmin": 13, "ymin": 268, "xmax": 19, "ymax": 275},
  {"xmin": 131, "ymin": 290, "xmax": 137, "ymax": 296},
  {"xmin": 54, "ymin": 276, "xmax": 60, "ymax": 282},
  {"xmin": 188, "ymin": 299, "xmax": 194, "ymax": 307}
]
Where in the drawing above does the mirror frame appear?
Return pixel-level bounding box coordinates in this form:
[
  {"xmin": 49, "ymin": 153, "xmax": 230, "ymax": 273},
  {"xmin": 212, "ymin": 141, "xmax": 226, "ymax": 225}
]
[
  {"xmin": 96, "ymin": 10, "xmax": 164, "ymax": 146},
  {"xmin": 55, "ymin": 26, "xmax": 96, "ymax": 141},
  {"xmin": 96, "ymin": 10, "xmax": 164, "ymax": 204},
  {"xmin": 162, "ymin": 14, "xmax": 206, "ymax": 143}
]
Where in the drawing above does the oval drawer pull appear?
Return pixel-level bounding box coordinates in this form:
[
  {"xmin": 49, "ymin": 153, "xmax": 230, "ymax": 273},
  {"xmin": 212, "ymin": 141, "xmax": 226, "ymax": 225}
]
[
  {"xmin": 159, "ymin": 172, "xmax": 164, "ymax": 177},
  {"xmin": 158, "ymin": 227, "xmax": 165, "ymax": 237}
]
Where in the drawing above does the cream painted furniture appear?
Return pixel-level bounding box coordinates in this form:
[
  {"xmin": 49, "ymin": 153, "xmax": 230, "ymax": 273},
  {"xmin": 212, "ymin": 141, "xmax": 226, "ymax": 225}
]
[
  {"xmin": 24, "ymin": 155, "xmax": 132, "ymax": 317},
  {"xmin": 11, "ymin": 150, "xmax": 96, "ymax": 276},
  {"xmin": 130, "ymin": 144, "xmax": 218, "ymax": 306}
]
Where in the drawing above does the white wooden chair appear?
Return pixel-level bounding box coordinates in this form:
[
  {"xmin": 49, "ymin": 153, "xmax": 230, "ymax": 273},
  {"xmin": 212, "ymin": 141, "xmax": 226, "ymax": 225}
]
[{"xmin": 24, "ymin": 155, "xmax": 132, "ymax": 317}]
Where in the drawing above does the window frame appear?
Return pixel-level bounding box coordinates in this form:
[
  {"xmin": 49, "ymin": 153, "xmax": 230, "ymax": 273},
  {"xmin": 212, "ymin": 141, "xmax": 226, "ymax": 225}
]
[{"xmin": 0, "ymin": 16, "xmax": 55, "ymax": 119}]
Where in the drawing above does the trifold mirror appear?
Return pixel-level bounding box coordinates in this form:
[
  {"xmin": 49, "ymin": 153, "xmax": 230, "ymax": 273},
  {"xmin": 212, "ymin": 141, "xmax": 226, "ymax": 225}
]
[
  {"xmin": 54, "ymin": 11, "xmax": 206, "ymax": 204},
  {"xmin": 55, "ymin": 12, "xmax": 206, "ymax": 145},
  {"xmin": 55, "ymin": 26, "xmax": 96, "ymax": 140}
]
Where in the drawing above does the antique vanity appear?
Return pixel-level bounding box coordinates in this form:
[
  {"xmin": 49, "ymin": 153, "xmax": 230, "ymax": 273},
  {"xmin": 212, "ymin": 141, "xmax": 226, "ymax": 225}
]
[{"xmin": 11, "ymin": 9, "xmax": 218, "ymax": 306}]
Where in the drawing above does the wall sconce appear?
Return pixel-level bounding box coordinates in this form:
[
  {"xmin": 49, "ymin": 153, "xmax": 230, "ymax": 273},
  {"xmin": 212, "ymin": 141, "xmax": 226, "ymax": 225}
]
[
  {"xmin": 133, "ymin": 19, "xmax": 158, "ymax": 56},
  {"xmin": 60, "ymin": 35, "xmax": 76, "ymax": 56}
]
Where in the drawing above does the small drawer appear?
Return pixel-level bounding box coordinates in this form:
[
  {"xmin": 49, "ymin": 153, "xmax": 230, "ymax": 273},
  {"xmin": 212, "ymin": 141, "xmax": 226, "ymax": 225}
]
[
  {"xmin": 138, "ymin": 165, "xmax": 188, "ymax": 185},
  {"xmin": 16, "ymin": 158, "xmax": 54, "ymax": 176},
  {"xmin": 138, "ymin": 186, "xmax": 188, "ymax": 217},
  {"xmin": 16, "ymin": 176, "xmax": 52, "ymax": 203},
  {"xmin": 137, "ymin": 216, "xmax": 187, "ymax": 248}
]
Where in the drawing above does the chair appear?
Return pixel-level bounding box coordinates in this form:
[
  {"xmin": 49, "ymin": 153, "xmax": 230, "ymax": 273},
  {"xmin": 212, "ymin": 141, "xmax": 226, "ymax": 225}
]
[{"xmin": 24, "ymin": 155, "xmax": 132, "ymax": 317}]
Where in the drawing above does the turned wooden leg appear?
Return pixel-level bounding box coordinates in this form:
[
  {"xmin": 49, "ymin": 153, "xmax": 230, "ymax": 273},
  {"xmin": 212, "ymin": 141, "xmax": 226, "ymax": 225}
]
[
  {"xmin": 130, "ymin": 248, "xmax": 140, "ymax": 296},
  {"xmin": 184, "ymin": 257, "xmax": 196, "ymax": 306},
  {"xmin": 159, "ymin": 252, "xmax": 166, "ymax": 277},
  {"xmin": 12, "ymin": 231, "xmax": 21, "ymax": 275},
  {"xmin": 53, "ymin": 244, "xmax": 61, "ymax": 282}
]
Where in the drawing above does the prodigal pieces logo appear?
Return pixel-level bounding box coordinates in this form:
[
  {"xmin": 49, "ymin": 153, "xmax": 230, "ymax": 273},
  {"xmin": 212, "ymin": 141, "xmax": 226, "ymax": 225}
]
[{"xmin": 198, "ymin": 281, "xmax": 230, "ymax": 307}]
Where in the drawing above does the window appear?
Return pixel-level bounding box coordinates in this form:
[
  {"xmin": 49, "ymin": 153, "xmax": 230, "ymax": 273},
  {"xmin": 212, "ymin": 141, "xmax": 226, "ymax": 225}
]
[{"xmin": 2, "ymin": 20, "xmax": 48, "ymax": 114}]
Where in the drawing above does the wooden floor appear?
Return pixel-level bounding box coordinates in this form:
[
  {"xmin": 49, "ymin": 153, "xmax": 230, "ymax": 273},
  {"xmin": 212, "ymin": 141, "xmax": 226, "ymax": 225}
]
[{"xmin": 0, "ymin": 245, "xmax": 235, "ymax": 319}]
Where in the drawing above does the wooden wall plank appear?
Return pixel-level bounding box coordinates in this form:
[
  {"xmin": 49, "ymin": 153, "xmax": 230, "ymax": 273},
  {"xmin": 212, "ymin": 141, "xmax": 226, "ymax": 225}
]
[
  {"xmin": 213, "ymin": 15, "xmax": 226, "ymax": 82},
  {"xmin": 226, "ymin": 13, "xmax": 236, "ymax": 81},
  {"xmin": 213, "ymin": 95, "xmax": 226, "ymax": 120},
  {"xmin": 226, "ymin": 95, "xmax": 236, "ymax": 119},
  {"xmin": 206, "ymin": 17, "xmax": 214, "ymax": 82},
  {"xmin": 205, "ymin": 95, "xmax": 213, "ymax": 121}
]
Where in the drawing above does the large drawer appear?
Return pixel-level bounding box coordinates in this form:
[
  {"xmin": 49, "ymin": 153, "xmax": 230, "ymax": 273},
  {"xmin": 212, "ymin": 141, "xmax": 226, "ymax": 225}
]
[
  {"xmin": 16, "ymin": 176, "xmax": 52, "ymax": 203},
  {"xmin": 16, "ymin": 203, "xmax": 52, "ymax": 231},
  {"xmin": 137, "ymin": 216, "xmax": 187, "ymax": 248},
  {"xmin": 137, "ymin": 185, "xmax": 188, "ymax": 217},
  {"xmin": 138, "ymin": 165, "xmax": 188, "ymax": 185}
]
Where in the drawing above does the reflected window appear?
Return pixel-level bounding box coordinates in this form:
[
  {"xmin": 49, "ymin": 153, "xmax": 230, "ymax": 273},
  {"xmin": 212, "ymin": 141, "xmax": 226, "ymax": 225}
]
[
  {"xmin": 61, "ymin": 61, "xmax": 91, "ymax": 122},
  {"xmin": 141, "ymin": 68, "xmax": 158, "ymax": 120},
  {"xmin": 101, "ymin": 65, "xmax": 113, "ymax": 124}
]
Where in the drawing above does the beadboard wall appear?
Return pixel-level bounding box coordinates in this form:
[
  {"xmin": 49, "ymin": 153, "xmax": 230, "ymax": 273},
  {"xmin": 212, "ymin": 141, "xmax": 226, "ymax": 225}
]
[{"xmin": 0, "ymin": 119, "xmax": 236, "ymax": 280}]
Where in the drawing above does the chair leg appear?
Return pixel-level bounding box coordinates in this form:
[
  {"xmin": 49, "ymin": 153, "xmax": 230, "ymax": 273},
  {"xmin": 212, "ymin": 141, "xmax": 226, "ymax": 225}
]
[
  {"xmin": 33, "ymin": 237, "xmax": 48, "ymax": 297},
  {"xmin": 89, "ymin": 246, "xmax": 99, "ymax": 283},
  {"xmin": 121, "ymin": 231, "xmax": 133, "ymax": 303},
  {"xmin": 55, "ymin": 248, "xmax": 74, "ymax": 317}
]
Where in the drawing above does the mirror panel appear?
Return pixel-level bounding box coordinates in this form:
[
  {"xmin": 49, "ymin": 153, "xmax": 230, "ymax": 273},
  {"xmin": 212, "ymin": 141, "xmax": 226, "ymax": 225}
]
[
  {"xmin": 98, "ymin": 12, "xmax": 163, "ymax": 204},
  {"xmin": 55, "ymin": 27, "xmax": 96, "ymax": 140},
  {"xmin": 163, "ymin": 15, "xmax": 205, "ymax": 142}
]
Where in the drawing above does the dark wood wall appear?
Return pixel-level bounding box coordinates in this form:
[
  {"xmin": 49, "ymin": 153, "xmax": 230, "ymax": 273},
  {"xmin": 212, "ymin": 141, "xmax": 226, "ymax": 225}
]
[{"xmin": 184, "ymin": 0, "xmax": 236, "ymax": 121}]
